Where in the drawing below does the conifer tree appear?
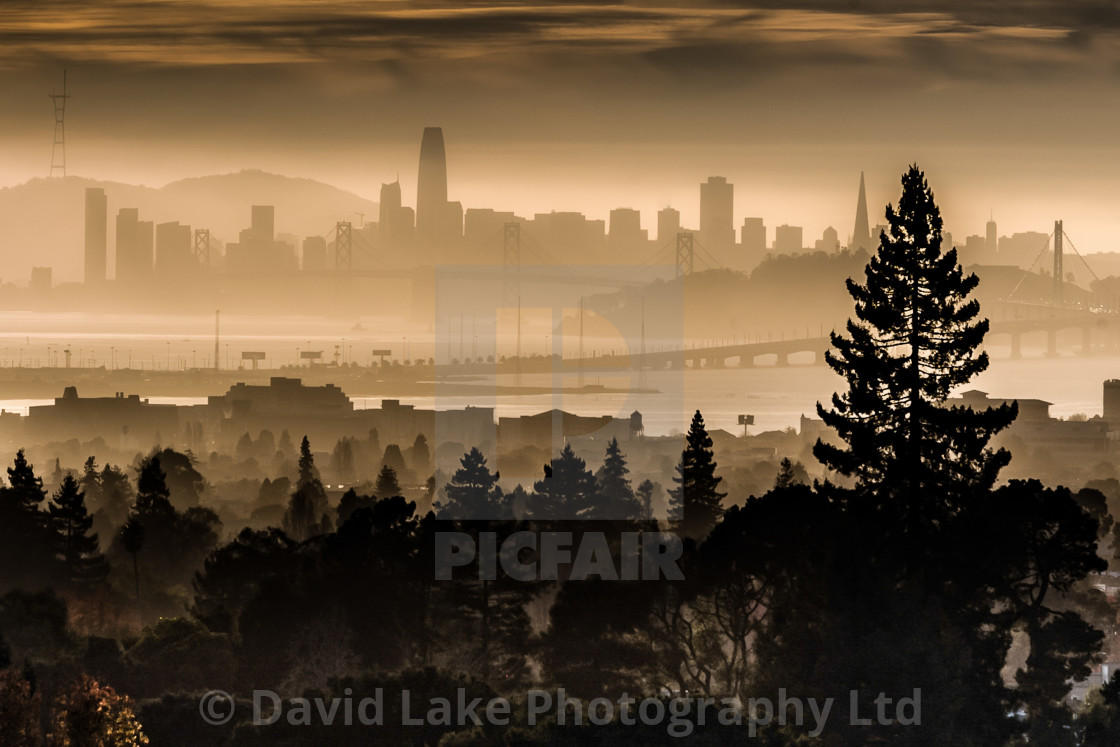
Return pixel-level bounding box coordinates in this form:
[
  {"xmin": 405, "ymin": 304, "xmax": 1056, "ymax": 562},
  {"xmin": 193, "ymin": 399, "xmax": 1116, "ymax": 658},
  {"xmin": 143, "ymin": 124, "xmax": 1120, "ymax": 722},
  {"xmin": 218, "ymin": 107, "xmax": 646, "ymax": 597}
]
[
  {"xmin": 80, "ymin": 456, "xmax": 101, "ymax": 508},
  {"xmin": 0, "ymin": 450, "xmax": 56, "ymax": 588},
  {"xmin": 134, "ymin": 456, "xmax": 173, "ymax": 518},
  {"xmin": 296, "ymin": 436, "xmax": 318, "ymax": 489},
  {"xmin": 440, "ymin": 447, "xmax": 502, "ymax": 519},
  {"xmin": 592, "ymin": 437, "xmax": 642, "ymax": 520},
  {"xmin": 374, "ymin": 465, "xmax": 402, "ymax": 500},
  {"xmin": 48, "ymin": 474, "xmax": 108, "ymax": 585},
  {"xmin": 119, "ymin": 516, "xmax": 144, "ymax": 602},
  {"xmin": 668, "ymin": 411, "xmax": 726, "ymax": 540},
  {"xmin": 636, "ymin": 479, "xmax": 657, "ymax": 521},
  {"xmin": 532, "ymin": 443, "xmax": 598, "ymax": 520},
  {"xmin": 814, "ymin": 165, "xmax": 1016, "ymax": 525},
  {"xmin": 284, "ymin": 437, "xmax": 330, "ymax": 540}
]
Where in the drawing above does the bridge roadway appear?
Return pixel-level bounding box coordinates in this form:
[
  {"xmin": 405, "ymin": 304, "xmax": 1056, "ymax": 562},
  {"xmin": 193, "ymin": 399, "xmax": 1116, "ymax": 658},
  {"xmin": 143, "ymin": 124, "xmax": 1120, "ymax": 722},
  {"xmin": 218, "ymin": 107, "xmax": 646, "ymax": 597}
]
[{"xmin": 560, "ymin": 313, "xmax": 1120, "ymax": 369}]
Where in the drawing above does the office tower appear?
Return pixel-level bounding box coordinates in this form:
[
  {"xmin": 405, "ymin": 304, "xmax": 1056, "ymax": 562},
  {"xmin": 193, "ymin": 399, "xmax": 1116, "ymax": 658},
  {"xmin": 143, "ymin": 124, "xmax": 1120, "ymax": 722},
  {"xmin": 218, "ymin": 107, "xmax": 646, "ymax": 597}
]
[
  {"xmin": 1105, "ymin": 380, "xmax": 1120, "ymax": 424},
  {"xmin": 997, "ymin": 231, "xmax": 1049, "ymax": 270},
  {"xmin": 528, "ymin": 211, "xmax": 606, "ymax": 265},
  {"xmin": 741, "ymin": 217, "xmax": 766, "ymax": 256},
  {"xmin": 226, "ymin": 205, "xmax": 296, "ymax": 272},
  {"xmin": 963, "ymin": 235, "xmax": 985, "ymax": 265},
  {"xmin": 442, "ymin": 200, "xmax": 464, "ymax": 256},
  {"xmin": 379, "ymin": 180, "xmax": 414, "ymax": 251},
  {"xmin": 115, "ymin": 208, "xmax": 150, "ymax": 283},
  {"xmin": 985, "ymin": 217, "xmax": 997, "ymax": 262},
  {"xmin": 851, "ymin": 172, "xmax": 871, "ymax": 252},
  {"xmin": 700, "ymin": 176, "xmax": 734, "ymax": 263},
  {"xmin": 774, "ymin": 224, "xmax": 803, "ymax": 254},
  {"xmin": 815, "ymin": 226, "xmax": 839, "ymax": 253},
  {"xmin": 84, "ymin": 187, "xmax": 107, "ymax": 284},
  {"xmin": 251, "ymin": 205, "xmax": 275, "ymax": 243},
  {"xmin": 657, "ymin": 207, "xmax": 680, "ymax": 244},
  {"xmin": 609, "ymin": 208, "xmax": 646, "ymax": 258},
  {"xmin": 138, "ymin": 221, "xmax": 154, "ymax": 275},
  {"xmin": 416, "ymin": 127, "xmax": 448, "ymax": 259},
  {"xmin": 155, "ymin": 221, "xmax": 192, "ymax": 275},
  {"xmin": 302, "ymin": 236, "xmax": 327, "ymax": 271},
  {"xmin": 380, "ymin": 180, "xmax": 401, "ymax": 219}
]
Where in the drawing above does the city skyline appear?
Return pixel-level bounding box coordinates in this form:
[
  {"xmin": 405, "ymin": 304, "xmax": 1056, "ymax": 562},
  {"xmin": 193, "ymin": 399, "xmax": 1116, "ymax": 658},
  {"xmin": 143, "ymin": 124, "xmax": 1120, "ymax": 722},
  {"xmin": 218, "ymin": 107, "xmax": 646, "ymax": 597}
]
[{"xmin": 3, "ymin": 2, "xmax": 1120, "ymax": 257}]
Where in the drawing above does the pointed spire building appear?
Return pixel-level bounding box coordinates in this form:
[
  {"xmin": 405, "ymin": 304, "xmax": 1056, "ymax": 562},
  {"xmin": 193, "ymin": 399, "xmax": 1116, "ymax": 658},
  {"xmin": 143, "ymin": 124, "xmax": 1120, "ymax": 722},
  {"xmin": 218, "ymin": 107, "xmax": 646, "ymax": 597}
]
[{"xmin": 850, "ymin": 172, "xmax": 871, "ymax": 253}]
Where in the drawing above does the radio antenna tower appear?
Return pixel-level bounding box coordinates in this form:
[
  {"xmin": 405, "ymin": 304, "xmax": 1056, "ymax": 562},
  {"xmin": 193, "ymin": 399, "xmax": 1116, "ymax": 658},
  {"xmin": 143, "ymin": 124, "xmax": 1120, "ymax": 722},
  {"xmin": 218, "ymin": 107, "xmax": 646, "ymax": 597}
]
[{"xmin": 49, "ymin": 71, "xmax": 70, "ymax": 178}]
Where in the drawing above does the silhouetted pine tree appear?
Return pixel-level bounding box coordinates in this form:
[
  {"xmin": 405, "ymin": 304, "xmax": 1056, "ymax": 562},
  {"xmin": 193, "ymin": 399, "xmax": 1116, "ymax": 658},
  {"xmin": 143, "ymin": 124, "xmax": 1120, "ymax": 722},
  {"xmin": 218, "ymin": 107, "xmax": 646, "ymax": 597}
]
[
  {"xmin": 814, "ymin": 164, "xmax": 1016, "ymax": 526},
  {"xmin": 440, "ymin": 447, "xmax": 502, "ymax": 519},
  {"xmin": 0, "ymin": 450, "xmax": 57, "ymax": 588},
  {"xmin": 374, "ymin": 465, "xmax": 402, "ymax": 500},
  {"xmin": 635, "ymin": 479, "xmax": 657, "ymax": 521},
  {"xmin": 80, "ymin": 456, "xmax": 101, "ymax": 506},
  {"xmin": 119, "ymin": 516, "xmax": 144, "ymax": 602},
  {"xmin": 135, "ymin": 456, "xmax": 173, "ymax": 518},
  {"xmin": 48, "ymin": 474, "xmax": 108, "ymax": 586},
  {"xmin": 283, "ymin": 437, "xmax": 330, "ymax": 540},
  {"xmin": 591, "ymin": 437, "xmax": 642, "ymax": 520},
  {"xmin": 532, "ymin": 443, "xmax": 597, "ymax": 520},
  {"xmin": 296, "ymin": 436, "xmax": 318, "ymax": 488},
  {"xmin": 668, "ymin": 411, "xmax": 726, "ymax": 540}
]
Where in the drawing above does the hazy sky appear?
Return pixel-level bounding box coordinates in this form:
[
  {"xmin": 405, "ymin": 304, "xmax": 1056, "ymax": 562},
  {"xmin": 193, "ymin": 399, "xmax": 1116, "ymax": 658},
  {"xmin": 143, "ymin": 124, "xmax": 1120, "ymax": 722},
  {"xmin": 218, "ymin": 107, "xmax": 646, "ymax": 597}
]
[{"xmin": 4, "ymin": 1, "xmax": 1120, "ymax": 250}]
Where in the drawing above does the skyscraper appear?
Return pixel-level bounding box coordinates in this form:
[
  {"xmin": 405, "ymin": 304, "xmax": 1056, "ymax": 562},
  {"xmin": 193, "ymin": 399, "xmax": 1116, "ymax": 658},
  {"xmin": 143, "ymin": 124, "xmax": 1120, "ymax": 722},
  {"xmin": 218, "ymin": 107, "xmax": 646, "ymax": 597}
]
[
  {"xmin": 609, "ymin": 208, "xmax": 646, "ymax": 258},
  {"xmin": 251, "ymin": 205, "xmax": 275, "ymax": 243},
  {"xmin": 379, "ymin": 180, "xmax": 414, "ymax": 251},
  {"xmin": 155, "ymin": 221, "xmax": 192, "ymax": 275},
  {"xmin": 657, "ymin": 207, "xmax": 680, "ymax": 244},
  {"xmin": 851, "ymin": 172, "xmax": 872, "ymax": 253},
  {"xmin": 700, "ymin": 177, "xmax": 734, "ymax": 264},
  {"xmin": 416, "ymin": 126, "xmax": 448, "ymax": 260},
  {"xmin": 115, "ymin": 208, "xmax": 153, "ymax": 283},
  {"xmin": 774, "ymin": 224, "xmax": 803, "ymax": 254},
  {"xmin": 741, "ymin": 217, "xmax": 765, "ymax": 258},
  {"xmin": 84, "ymin": 187, "xmax": 107, "ymax": 284},
  {"xmin": 985, "ymin": 216, "xmax": 997, "ymax": 262}
]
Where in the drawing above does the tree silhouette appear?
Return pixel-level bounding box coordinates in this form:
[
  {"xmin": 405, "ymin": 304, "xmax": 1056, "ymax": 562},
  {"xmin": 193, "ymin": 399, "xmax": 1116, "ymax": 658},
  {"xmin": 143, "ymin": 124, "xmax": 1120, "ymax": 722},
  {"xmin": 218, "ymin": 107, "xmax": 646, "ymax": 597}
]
[
  {"xmin": 406, "ymin": 434, "xmax": 431, "ymax": 476},
  {"xmin": 814, "ymin": 164, "xmax": 1016, "ymax": 529},
  {"xmin": 283, "ymin": 437, "xmax": 331, "ymax": 541},
  {"xmin": 296, "ymin": 435, "xmax": 318, "ymax": 488},
  {"xmin": 439, "ymin": 447, "xmax": 501, "ymax": 519},
  {"xmin": 0, "ymin": 450, "xmax": 56, "ymax": 589},
  {"xmin": 80, "ymin": 456, "xmax": 100, "ymax": 506},
  {"xmin": 635, "ymin": 479, "xmax": 657, "ymax": 521},
  {"xmin": 532, "ymin": 443, "xmax": 597, "ymax": 520},
  {"xmin": 119, "ymin": 516, "xmax": 144, "ymax": 603},
  {"xmin": 592, "ymin": 437, "xmax": 642, "ymax": 521},
  {"xmin": 330, "ymin": 437, "xmax": 356, "ymax": 484},
  {"xmin": 134, "ymin": 456, "xmax": 173, "ymax": 518},
  {"xmin": 48, "ymin": 474, "xmax": 108, "ymax": 586},
  {"xmin": 668, "ymin": 411, "xmax": 726, "ymax": 540},
  {"xmin": 374, "ymin": 464, "xmax": 402, "ymax": 500}
]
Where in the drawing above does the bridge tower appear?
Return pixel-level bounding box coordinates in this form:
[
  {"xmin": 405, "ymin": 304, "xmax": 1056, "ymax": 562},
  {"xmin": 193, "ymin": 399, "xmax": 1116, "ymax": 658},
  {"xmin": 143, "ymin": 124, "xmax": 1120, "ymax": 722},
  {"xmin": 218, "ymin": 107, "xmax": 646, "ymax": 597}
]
[
  {"xmin": 1053, "ymin": 220, "xmax": 1063, "ymax": 305},
  {"xmin": 335, "ymin": 221, "xmax": 353, "ymax": 271},
  {"xmin": 192, "ymin": 229, "xmax": 211, "ymax": 269},
  {"xmin": 503, "ymin": 221, "xmax": 520, "ymax": 304},
  {"xmin": 675, "ymin": 232, "xmax": 694, "ymax": 279}
]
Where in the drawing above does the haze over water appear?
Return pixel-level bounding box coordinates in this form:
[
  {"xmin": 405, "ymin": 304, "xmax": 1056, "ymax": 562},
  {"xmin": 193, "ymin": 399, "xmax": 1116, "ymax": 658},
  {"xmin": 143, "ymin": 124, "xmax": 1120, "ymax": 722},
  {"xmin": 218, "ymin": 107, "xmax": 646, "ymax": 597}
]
[{"xmin": 0, "ymin": 308, "xmax": 1107, "ymax": 435}]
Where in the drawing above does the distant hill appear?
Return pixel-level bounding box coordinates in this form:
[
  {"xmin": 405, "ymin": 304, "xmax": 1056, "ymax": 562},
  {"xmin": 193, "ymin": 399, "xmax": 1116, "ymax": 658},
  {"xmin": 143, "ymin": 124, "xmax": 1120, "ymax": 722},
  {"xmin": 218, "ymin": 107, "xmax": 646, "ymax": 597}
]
[{"xmin": 0, "ymin": 170, "xmax": 378, "ymax": 283}]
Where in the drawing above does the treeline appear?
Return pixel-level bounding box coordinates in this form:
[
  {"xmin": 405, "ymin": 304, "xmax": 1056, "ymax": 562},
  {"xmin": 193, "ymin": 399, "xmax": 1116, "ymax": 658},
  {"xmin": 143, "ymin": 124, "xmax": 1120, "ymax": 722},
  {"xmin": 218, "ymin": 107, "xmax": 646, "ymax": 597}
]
[{"xmin": 3, "ymin": 166, "xmax": 1120, "ymax": 746}]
